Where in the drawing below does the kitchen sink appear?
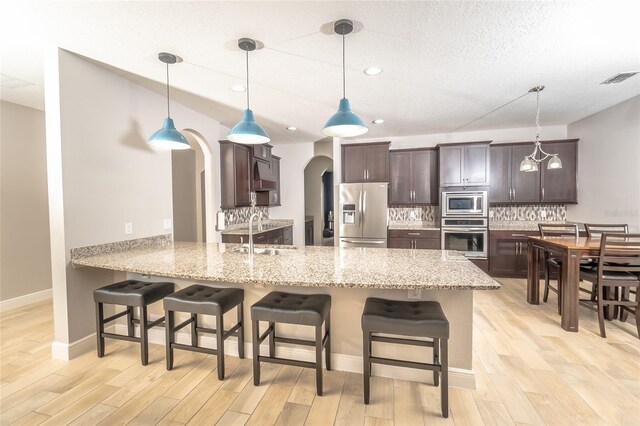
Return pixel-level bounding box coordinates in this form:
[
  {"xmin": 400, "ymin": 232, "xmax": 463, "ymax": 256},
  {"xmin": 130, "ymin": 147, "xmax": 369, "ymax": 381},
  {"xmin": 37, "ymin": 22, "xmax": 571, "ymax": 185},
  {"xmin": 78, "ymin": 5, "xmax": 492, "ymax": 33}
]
[{"xmin": 232, "ymin": 246, "xmax": 296, "ymax": 256}]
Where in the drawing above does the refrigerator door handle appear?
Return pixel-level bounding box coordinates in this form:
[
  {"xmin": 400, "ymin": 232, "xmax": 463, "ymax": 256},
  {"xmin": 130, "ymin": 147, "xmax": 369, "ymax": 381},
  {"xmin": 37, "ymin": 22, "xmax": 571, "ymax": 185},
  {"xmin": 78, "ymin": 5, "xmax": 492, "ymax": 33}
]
[
  {"xmin": 358, "ymin": 190, "xmax": 363, "ymax": 230},
  {"xmin": 362, "ymin": 190, "xmax": 367, "ymax": 228},
  {"xmin": 342, "ymin": 239, "xmax": 386, "ymax": 244}
]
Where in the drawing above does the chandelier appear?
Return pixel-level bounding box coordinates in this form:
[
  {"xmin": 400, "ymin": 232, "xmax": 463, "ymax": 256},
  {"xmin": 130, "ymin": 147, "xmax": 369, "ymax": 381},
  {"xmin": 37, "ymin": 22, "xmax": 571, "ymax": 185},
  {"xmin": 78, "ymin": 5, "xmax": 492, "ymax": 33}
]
[{"xmin": 519, "ymin": 86, "xmax": 562, "ymax": 172}]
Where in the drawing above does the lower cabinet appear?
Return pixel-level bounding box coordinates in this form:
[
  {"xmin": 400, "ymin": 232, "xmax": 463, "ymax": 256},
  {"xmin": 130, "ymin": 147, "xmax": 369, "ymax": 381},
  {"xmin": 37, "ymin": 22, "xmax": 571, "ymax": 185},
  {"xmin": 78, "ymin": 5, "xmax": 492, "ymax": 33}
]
[
  {"xmin": 388, "ymin": 229, "xmax": 441, "ymax": 249},
  {"xmin": 489, "ymin": 231, "xmax": 538, "ymax": 277},
  {"xmin": 305, "ymin": 220, "xmax": 314, "ymax": 246},
  {"xmin": 221, "ymin": 225, "xmax": 293, "ymax": 246}
]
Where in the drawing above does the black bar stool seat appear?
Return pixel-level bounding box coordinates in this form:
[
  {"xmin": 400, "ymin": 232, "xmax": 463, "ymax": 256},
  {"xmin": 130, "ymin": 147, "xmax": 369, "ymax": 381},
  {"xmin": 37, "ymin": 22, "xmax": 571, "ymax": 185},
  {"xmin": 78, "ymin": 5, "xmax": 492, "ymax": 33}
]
[
  {"xmin": 251, "ymin": 292, "xmax": 331, "ymax": 395},
  {"xmin": 164, "ymin": 285, "xmax": 244, "ymax": 380},
  {"xmin": 94, "ymin": 280, "xmax": 174, "ymax": 366},
  {"xmin": 362, "ymin": 297, "xmax": 449, "ymax": 418}
]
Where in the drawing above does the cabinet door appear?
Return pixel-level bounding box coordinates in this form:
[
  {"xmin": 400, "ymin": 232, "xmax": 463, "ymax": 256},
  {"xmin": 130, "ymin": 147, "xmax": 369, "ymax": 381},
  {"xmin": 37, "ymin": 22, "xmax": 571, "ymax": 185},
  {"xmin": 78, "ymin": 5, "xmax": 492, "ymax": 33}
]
[
  {"xmin": 365, "ymin": 144, "xmax": 390, "ymax": 182},
  {"xmin": 253, "ymin": 144, "xmax": 271, "ymax": 162},
  {"xmin": 439, "ymin": 146, "xmax": 464, "ymax": 186},
  {"xmin": 415, "ymin": 239, "xmax": 440, "ymax": 249},
  {"xmin": 389, "ymin": 152, "xmax": 412, "ymax": 204},
  {"xmin": 489, "ymin": 236, "xmax": 518, "ymax": 276},
  {"xmin": 342, "ymin": 145, "xmax": 367, "ymax": 183},
  {"xmin": 270, "ymin": 156, "xmax": 281, "ymax": 206},
  {"xmin": 540, "ymin": 141, "xmax": 577, "ymax": 203},
  {"xmin": 282, "ymin": 226, "xmax": 293, "ymax": 245},
  {"xmin": 489, "ymin": 145, "xmax": 511, "ymax": 203},
  {"xmin": 464, "ymin": 145, "xmax": 490, "ymax": 186},
  {"xmin": 388, "ymin": 238, "xmax": 413, "ymax": 249},
  {"xmin": 412, "ymin": 150, "xmax": 437, "ymax": 204},
  {"xmin": 511, "ymin": 144, "xmax": 540, "ymax": 203},
  {"xmin": 234, "ymin": 145, "xmax": 252, "ymax": 206}
]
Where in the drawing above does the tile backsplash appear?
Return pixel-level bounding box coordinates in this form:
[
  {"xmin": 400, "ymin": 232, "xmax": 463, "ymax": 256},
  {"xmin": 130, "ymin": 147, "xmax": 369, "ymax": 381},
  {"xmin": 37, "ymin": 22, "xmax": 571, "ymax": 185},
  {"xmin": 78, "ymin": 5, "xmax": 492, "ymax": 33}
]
[
  {"xmin": 490, "ymin": 204, "xmax": 566, "ymax": 221},
  {"xmin": 223, "ymin": 207, "xmax": 269, "ymax": 225},
  {"xmin": 388, "ymin": 206, "xmax": 439, "ymax": 221}
]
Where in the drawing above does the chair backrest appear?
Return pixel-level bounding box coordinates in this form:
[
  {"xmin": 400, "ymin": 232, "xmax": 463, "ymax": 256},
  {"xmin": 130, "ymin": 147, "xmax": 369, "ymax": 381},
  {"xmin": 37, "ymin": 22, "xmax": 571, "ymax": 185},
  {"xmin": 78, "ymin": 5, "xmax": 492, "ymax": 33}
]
[
  {"xmin": 598, "ymin": 233, "xmax": 640, "ymax": 275},
  {"xmin": 538, "ymin": 223, "xmax": 579, "ymax": 238},
  {"xmin": 585, "ymin": 223, "xmax": 629, "ymax": 238}
]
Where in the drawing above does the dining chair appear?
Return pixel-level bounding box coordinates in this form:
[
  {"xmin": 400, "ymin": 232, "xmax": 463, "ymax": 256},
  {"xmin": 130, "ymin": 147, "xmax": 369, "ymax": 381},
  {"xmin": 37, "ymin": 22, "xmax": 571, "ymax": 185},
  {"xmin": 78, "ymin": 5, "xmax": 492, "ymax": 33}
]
[
  {"xmin": 579, "ymin": 233, "xmax": 640, "ymax": 338},
  {"xmin": 538, "ymin": 223, "xmax": 580, "ymax": 314},
  {"xmin": 583, "ymin": 224, "xmax": 630, "ymax": 304}
]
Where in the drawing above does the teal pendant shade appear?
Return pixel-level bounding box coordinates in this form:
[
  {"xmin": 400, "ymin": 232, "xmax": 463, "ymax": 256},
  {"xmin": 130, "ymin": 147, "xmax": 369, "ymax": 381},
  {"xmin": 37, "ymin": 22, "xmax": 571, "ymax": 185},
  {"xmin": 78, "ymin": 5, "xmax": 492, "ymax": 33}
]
[
  {"xmin": 228, "ymin": 109, "xmax": 270, "ymax": 145},
  {"xmin": 148, "ymin": 117, "xmax": 190, "ymax": 150},
  {"xmin": 322, "ymin": 98, "xmax": 368, "ymax": 137}
]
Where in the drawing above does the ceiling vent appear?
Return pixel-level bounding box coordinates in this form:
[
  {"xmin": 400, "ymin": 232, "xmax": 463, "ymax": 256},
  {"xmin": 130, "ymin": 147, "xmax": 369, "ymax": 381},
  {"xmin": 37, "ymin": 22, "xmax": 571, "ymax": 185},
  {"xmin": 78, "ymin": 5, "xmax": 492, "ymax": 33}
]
[{"xmin": 600, "ymin": 72, "xmax": 639, "ymax": 85}]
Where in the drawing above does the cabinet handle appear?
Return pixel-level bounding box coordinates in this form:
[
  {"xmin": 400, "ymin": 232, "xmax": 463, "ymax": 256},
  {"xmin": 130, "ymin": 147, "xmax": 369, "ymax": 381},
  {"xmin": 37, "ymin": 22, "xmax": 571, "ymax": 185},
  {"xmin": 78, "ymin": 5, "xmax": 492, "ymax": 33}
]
[
  {"xmin": 542, "ymin": 188, "xmax": 545, "ymax": 200},
  {"xmin": 363, "ymin": 169, "xmax": 366, "ymax": 180},
  {"xmin": 366, "ymin": 169, "xmax": 369, "ymax": 180},
  {"xmin": 509, "ymin": 188, "xmax": 512, "ymax": 200},
  {"xmin": 408, "ymin": 232, "xmax": 420, "ymax": 236},
  {"xmin": 511, "ymin": 234, "xmax": 526, "ymax": 237}
]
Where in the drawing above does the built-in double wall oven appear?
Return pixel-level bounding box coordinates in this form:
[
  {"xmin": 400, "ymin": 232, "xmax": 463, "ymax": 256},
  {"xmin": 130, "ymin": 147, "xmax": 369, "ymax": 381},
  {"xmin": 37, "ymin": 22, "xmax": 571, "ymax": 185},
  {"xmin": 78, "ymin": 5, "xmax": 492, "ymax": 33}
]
[{"xmin": 441, "ymin": 191, "xmax": 489, "ymax": 259}]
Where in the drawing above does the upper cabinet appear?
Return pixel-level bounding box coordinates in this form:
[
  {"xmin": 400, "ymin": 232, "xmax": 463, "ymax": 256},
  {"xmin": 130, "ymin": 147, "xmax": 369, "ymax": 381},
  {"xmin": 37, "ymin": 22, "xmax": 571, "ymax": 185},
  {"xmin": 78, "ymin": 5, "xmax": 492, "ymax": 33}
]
[
  {"xmin": 489, "ymin": 139, "xmax": 578, "ymax": 204},
  {"xmin": 257, "ymin": 155, "xmax": 281, "ymax": 206},
  {"xmin": 389, "ymin": 149, "xmax": 438, "ymax": 205},
  {"xmin": 219, "ymin": 140, "xmax": 252, "ymax": 208},
  {"xmin": 342, "ymin": 142, "xmax": 390, "ymax": 183},
  {"xmin": 438, "ymin": 142, "xmax": 491, "ymax": 187}
]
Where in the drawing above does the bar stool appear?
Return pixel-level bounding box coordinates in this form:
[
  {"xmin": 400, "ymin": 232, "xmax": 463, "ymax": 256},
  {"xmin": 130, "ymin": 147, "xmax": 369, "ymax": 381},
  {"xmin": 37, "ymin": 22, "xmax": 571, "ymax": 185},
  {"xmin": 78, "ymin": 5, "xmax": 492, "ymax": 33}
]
[
  {"xmin": 163, "ymin": 285, "xmax": 244, "ymax": 380},
  {"xmin": 361, "ymin": 297, "xmax": 450, "ymax": 418},
  {"xmin": 251, "ymin": 292, "xmax": 331, "ymax": 395},
  {"xmin": 93, "ymin": 280, "xmax": 175, "ymax": 365}
]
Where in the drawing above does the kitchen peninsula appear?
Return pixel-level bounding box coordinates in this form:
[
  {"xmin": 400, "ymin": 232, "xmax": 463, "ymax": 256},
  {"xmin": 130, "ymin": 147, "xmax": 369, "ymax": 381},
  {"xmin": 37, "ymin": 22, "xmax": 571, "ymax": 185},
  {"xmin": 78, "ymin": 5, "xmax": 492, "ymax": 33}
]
[{"xmin": 72, "ymin": 240, "xmax": 499, "ymax": 388}]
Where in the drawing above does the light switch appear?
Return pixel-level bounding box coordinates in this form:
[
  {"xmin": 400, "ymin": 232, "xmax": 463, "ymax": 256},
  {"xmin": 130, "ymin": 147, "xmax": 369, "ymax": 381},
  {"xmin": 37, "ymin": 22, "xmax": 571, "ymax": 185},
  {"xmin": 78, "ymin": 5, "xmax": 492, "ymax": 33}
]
[
  {"xmin": 163, "ymin": 219, "xmax": 172, "ymax": 230},
  {"xmin": 125, "ymin": 223, "xmax": 133, "ymax": 235}
]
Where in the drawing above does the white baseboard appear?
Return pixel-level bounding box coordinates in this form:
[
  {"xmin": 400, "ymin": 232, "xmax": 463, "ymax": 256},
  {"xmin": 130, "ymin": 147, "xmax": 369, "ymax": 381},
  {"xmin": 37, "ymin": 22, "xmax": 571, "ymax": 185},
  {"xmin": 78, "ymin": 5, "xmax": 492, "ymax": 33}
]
[
  {"xmin": 105, "ymin": 324, "xmax": 476, "ymax": 389},
  {"xmin": 51, "ymin": 325, "xmax": 115, "ymax": 360},
  {"xmin": 0, "ymin": 289, "xmax": 52, "ymax": 312}
]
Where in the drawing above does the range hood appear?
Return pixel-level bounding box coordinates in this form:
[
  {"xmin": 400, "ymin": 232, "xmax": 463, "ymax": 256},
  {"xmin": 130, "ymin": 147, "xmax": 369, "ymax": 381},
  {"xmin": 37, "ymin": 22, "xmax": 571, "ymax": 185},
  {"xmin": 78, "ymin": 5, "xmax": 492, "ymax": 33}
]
[{"xmin": 253, "ymin": 160, "xmax": 276, "ymax": 191}]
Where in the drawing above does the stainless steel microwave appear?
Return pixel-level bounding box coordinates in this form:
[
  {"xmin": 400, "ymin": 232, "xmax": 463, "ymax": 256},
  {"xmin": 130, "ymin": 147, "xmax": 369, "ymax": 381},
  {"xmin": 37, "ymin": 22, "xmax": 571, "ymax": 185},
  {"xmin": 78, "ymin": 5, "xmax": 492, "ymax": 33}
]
[{"xmin": 441, "ymin": 191, "xmax": 488, "ymax": 217}]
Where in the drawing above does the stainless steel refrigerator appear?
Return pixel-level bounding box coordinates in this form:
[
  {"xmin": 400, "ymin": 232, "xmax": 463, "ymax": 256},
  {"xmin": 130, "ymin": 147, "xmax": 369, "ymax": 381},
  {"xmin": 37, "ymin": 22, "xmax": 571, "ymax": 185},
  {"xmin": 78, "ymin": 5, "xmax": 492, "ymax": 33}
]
[{"xmin": 339, "ymin": 183, "xmax": 388, "ymax": 248}]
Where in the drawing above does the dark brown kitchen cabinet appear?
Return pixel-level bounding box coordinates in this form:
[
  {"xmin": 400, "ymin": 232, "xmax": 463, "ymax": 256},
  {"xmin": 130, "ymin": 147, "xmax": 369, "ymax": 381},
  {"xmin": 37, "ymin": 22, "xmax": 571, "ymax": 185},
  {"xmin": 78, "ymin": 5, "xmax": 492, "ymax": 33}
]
[
  {"xmin": 305, "ymin": 219, "xmax": 314, "ymax": 245},
  {"xmin": 219, "ymin": 140, "xmax": 252, "ymax": 208},
  {"xmin": 388, "ymin": 229, "xmax": 440, "ymax": 250},
  {"xmin": 389, "ymin": 148, "xmax": 437, "ymax": 205},
  {"xmin": 438, "ymin": 142, "xmax": 491, "ymax": 187},
  {"xmin": 253, "ymin": 144, "xmax": 272, "ymax": 162},
  {"xmin": 489, "ymin": 143, "xmax": 540, "ymax": 204},
  {"xmin": 221, "ymin": 225, "xmax": 293, "ymax": 246},
  {"xmin": 489, "ymin": 231, "xmax": 541, "ymax": 277},
  {"xmin": 540, "ymin": 140, "xmax": 578, "ymax": 204},
  {"xmin": 257, "ymin": 155, "xmax": 281, "ymax": 207},
  {"xmin": 489, "ymin": 139, "xmax": 578, "ymax": 205},
  {"xmin": 342, "ymin": 142, "xmax": 390, "ymax": 183},
  {"xmin": 282, "ymin": 225, "xmax": 293, "ymax": 245}
]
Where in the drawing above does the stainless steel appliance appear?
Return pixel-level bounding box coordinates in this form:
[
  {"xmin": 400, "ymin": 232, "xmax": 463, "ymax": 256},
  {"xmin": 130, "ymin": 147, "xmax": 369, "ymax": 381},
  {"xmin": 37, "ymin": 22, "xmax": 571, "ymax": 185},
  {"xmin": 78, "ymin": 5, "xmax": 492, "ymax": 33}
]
[
  {"xmin": 339, "ymin": 183, "xmax": 388, "ymax": 248},
  {"xmin": 441, "ymin": 218, "xmax": 488, "ymax": 258},
  {"xmin": 441, "ymin": 191, "xmax": 488, "ymax": 217},
  {"xmin": 441, "ymin": 191, "xmax": 489, "ymax": 258}
]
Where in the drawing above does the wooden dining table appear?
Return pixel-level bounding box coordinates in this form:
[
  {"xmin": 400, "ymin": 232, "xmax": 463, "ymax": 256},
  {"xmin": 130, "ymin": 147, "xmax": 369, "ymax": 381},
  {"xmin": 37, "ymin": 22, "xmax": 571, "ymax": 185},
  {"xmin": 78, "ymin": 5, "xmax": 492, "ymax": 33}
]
[{"xmin": 526, "ymin": 236, "xmax": 602, "ymax": 332}]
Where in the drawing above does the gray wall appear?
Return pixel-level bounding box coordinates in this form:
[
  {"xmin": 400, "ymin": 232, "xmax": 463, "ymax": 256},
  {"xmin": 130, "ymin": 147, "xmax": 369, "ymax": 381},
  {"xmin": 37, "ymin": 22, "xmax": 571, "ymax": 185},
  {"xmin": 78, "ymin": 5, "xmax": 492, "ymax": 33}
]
[
  {"xmin": 1, "ymin": 101, "xmax": 52, "ymax": 302},
  {"xmin": 566, "ymin": 95, "xmax": 640, "ymax": 231}
]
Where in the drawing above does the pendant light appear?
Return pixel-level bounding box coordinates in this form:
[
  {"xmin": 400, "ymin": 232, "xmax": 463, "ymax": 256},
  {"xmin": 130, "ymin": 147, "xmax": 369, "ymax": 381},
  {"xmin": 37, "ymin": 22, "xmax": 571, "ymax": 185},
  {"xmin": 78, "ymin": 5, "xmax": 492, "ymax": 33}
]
[
  {"xmin": 519, "ymin": 86, "xmax": 562, "ymax": 172},
  {"xmin": 148, "ymin": 52, "xmax": 190, "ymax": 150},
  {"xmin": 322, "ymin": 19, "xmax": 368, "ymax": 138},
  {"xmin": 228, "ymin": 38, "xmax": 270, "ymax": 145}
]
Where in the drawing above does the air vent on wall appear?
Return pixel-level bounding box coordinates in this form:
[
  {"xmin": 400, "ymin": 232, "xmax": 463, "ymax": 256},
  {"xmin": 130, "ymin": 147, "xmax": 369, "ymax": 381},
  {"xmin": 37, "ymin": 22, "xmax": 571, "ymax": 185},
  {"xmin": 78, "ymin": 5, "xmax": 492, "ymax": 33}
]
[
  {"xmin": 0, "ymin": 73, "xmax": 35, "ymax": 89},
  {"xmin": 600, "ymin": 72, "xmax": 639, "ymax": 85}
]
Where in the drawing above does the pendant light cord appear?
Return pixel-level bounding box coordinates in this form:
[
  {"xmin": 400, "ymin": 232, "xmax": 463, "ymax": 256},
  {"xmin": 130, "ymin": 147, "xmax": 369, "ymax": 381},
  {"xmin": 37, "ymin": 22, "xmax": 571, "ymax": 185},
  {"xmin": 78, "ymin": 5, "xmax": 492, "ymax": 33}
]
[
  {"xmin": 534, "ymin": 89, "xmax": 541, "ymax": 143},
  {"xmin": 166, "ymin": 62, "xmax": 171, "ymax": 118},
  {"xmin": 342, "ymin": 33, "xmax": 346, "ymax": 99},
  {"xmin": 246, "ymin": 50, "xmax": 250, "ymax": 110}
]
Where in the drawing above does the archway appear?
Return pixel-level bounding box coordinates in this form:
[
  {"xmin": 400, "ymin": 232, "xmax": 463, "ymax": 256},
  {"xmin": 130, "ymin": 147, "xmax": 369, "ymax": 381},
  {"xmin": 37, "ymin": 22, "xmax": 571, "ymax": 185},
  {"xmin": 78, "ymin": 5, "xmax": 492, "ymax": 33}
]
[
  {"xmin": 171, "ymin": 129, "xmax": 215, "ymax": 243},
  {"xmin": 304, "ymin": 155, "xmax": 334, "ymax": 245}
]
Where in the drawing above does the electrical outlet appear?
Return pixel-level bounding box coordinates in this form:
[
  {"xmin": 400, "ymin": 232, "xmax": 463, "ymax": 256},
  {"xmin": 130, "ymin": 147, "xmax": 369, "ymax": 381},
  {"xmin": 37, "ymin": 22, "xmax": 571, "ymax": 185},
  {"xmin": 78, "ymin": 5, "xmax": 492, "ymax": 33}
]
[
  {"xmin": 489, "ymin": 210, "xmax": 494, "ymax": 219},
  {"xmin": 125, "ymin": 223, "xmax": 133, "ymax": 235},
  {"xmin": 163, "ymin": 219, "xmax": 172, "ymax": 230},
  {"xmin": 408, "ymin": 289, "xmax": 421, "ymax": 299},
  {"xmin": 540, "ymin": 211, "xmax": 547, "ymax": 219}
]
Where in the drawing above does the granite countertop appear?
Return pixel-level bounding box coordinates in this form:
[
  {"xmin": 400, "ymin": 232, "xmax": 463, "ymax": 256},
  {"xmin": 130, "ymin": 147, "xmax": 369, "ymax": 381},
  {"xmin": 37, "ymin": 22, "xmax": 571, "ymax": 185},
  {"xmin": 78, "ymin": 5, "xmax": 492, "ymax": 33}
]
[
  {"xmin": 221, "ymin": 219, "xmax": 294, "ymax": 236},
  {"xmin": 388, "ymin": 221, "xmax": 440, "ymax": 231},
  {"xmin": 72, "ymin": 242, "xmax": 500, "ymax": 291},
  {"xmin": 488, "ymin": 220, "xmax": 584, "ymax": 231}
]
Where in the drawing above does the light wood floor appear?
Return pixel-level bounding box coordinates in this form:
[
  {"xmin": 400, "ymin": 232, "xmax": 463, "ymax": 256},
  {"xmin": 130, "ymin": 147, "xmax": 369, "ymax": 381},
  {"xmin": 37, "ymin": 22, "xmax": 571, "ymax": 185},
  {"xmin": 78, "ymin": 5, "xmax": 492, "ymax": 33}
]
[{"xmin": 1, "ymin": 279, "xmax": 639, "ymax": 425}]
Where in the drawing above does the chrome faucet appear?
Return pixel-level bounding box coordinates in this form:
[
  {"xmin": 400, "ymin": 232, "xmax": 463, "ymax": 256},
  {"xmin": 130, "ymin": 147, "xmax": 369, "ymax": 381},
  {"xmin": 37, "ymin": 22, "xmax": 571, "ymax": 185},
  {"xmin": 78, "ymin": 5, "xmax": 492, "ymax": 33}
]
[{"xmin": 248, "ymin": 212, "xmax": 260, "ymax": 256}]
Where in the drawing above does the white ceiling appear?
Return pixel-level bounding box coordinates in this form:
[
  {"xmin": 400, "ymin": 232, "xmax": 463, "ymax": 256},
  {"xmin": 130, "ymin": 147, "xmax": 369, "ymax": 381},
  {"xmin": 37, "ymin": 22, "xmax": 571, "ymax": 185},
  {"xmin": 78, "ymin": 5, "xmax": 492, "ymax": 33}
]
[{"xmin": 1, "ymin": 1, "xmax": 639, "ymax": 145}]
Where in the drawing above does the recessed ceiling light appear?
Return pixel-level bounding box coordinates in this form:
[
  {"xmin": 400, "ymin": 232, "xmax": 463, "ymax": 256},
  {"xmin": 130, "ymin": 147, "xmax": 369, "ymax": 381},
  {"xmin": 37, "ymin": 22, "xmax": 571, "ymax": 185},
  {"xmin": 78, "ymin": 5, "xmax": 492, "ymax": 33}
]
[
  {"xmin": 230, "ymin": 84, "xmax": 246, "ymax": 92},
  {"xmin": 286, "ymin": 126, "xmax": 297, "ymax": 131},
  {"xmin": 372, "ymin": 119, "xmax": 384, "ymax": 124},
  {"xmin": 363, "ymin": 67, "xmax": 383, "ymax": 76}
]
